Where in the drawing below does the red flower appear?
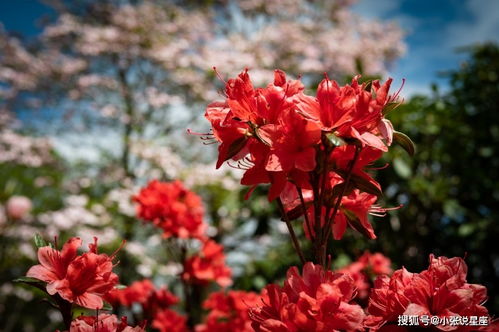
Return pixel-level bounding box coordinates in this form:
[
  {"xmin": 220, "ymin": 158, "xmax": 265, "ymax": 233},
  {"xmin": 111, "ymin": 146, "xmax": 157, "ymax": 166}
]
[
  {"xmin": 68, "ymin": 314, "xmax": 144, "ymax": 332},
  {"xmin": 27, "ymin": 237, "xmax": 120, "ymax": 309},
  {"xmin": 182, "ymin": 240, "xmax": 232, "ymax": 288},
  {"xmin": 27, "ymin": 237, "xmax": 82, "ymax": 290},
  {"xmin": 205, "ymin": 100, "xmax": 251, "ymax": 169},
  {"xmin": 196, "ymin": 290, "xmax": 261, "ymax": 332},
  {"xmin": 105, "ymin": 279, "xmax": 178, "ymax": 319},
  {"xmin": 261, "ymin": 109, "xmax": 321, "ymax": 173},
  {"xmin": 152, "ymin": 309, "xmax": 188, "ymax": 332},
  {"xmin": 366, "ymin": 255, "xmax": 490, "ymax": 331},
  {"xmin": 133, "ymin": 180, "xmax": 206, "ymax": 239},
  {"xmin": 249, "ymin": 262, "xmax": 365, "ymax": 332},
  {"xmin": 333, "ymin": 190, "xmax": 378, "ymax": 240},
  {"xmin": 337, "ymin": 252, "xmax": 392, "ymax": 300},
  {"xmin": 297, "ymin": 75, "xmax": 396, "ymax": 151}
]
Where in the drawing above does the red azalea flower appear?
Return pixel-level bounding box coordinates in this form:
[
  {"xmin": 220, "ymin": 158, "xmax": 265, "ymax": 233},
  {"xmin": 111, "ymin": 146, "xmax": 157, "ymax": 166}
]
[
  {"xmin": 27, "ymin": 237, "xmax": 120, "ymax": 309},
  {"xmin": 359, "ymin": 252, "xmax": 393, "ymax": 276},
  {"xmin": 105, "ymin": 279, "xmax": 178, "ymax": 319},
  {"xmin": 105, "ymin": 279, "xmax": 155, "ymax": 307},
  {"xmin": 331, "ymin": 145, "xmax": 383, "ymax": 194},
  {"xmin": 205, "ymin": 100, "xmax": 252, "ymax": 169},
  {"xmin": 249, "ymin": 262, "xmax": 365, "ymax": 332},
  {"xmin": 133, "ymin": 180, "xmax": 206, "ymax": 239},
  {"xmin": 225, "ymin": 68, "xmax": 303, "ymax": 126},
  {"xmin": 204, "ymin": 69, "xmax": 304, "ymax": 170},
  {"xmin": 182, "ymin": 239, "xmax": 232, "ymax": 288},
  {"xmin": 366, "ymin": 255, "xmax": 490, "ymax": 331},
  {"xmin": 68, "ymin": 314, "xmax": 144, "ymax": 332},
  {"xmin": 296, "ymin": 75, "xmax": 397, "ymax": 151},
  {"xmin": 337, "ymin": 252, "xmax": 392, "ymax": 300},
  {"xmin": 261, "ymin": 108, "xmax": 321, "ymax": 173},
  {"xmin": 152, "ymin": 309, "xmax": 188, "ymax": 332},
  {"xmin": 196, "ymin": 290, "xmax": 261, "ymax": 332},
  {"xmin": 27, "ymin": 237, "xmax": 82, "ymax": 291},
  {"xmin": 333, "ymin": 190, "xmax": 378, "ymax": 240}
]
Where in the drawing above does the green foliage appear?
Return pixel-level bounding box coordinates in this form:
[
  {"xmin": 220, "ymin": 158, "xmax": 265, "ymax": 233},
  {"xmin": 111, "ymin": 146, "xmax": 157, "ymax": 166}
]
[{"xmin": 376, "ymin": 43, "xmax": 499, "ymax": 313}]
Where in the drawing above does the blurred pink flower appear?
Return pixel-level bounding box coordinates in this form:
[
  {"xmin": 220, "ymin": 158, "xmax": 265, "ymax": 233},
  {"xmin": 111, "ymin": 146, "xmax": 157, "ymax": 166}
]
[{"xmin": 6, "ymin": 195, "xmax": 32, "ymax": 219}]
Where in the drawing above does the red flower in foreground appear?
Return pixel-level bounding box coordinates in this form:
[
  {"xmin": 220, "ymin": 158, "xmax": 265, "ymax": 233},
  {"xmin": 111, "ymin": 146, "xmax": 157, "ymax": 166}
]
[
  {"xmin": 196, "ymin": 290, "xmax": 261, "ymax": 332},
  {"xmin": 182, "ymin": 239, "xmax": 232, "ymax": 288},
  {"xmin": 366, "ymin": 255, "xmax": 490, "ymax": 331},
  {"xmin": 249, "ymin": 262, "xmax": 365, "ymax": 332},
  {"xmin": 297, "ymin": 75, "xmax": 396, "ymax": 151},
  {"xmin": 68, "ymin": 314, "xmax": 144, "ymax": 332},
  {"xmin": 152, "ymin": 309, "xmax": 188, "ymax": 332},
  {"xmin": 105, "ymin": 279, "xmax": 178, "ymax": 319},
  {"xmin": 133, "ymin": 180, "xmax": 205, "ymax": 239},
  {"xmin": 27, "ymin": 237, "xmax": 119, "ymax": 309}
]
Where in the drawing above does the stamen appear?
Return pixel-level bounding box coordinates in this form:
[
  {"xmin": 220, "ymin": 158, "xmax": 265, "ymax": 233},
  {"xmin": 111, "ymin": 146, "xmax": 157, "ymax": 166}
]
[
  {"xmin": 367, "ymin": 163, "xmax": 390, "ymax": 170},
  {"xmin": 212, "ymin": 66, "xmax": 226, "ymax": 85}
]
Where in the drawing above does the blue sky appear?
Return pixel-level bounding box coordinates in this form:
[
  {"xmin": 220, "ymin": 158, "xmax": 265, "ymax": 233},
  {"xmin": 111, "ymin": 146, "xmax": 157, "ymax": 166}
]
[
  {"xmin": 1, "ymin": 0, "xmax": 498, "ymax": 96},
  {"xmin": 352, "ymin": 0, "xmax": 499, "ymax": 95}
]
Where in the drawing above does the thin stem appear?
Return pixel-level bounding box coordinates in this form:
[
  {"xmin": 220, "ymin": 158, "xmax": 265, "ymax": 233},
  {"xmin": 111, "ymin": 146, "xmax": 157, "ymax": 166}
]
[
  {"xmin": 311, "ymin": 173, "xmax": 322, "ymax": 264},
  {"xmin": 322, "ymin": 146, "xmax": 361, "ymax": 266},
  {"xmin": 53, "ymin": 295, "xmax": 73, "ymax": 329},
  {"xmin": 180, "ymin": 243, "xmax": 194, "ymax": 329},
  {"xmin": 296, "ymin": 185, "xmax": 313, "ymax": 240},
  {"xmin": 316, "ymin": 145, "xmax": 331, "ymax": 265},
  {"xmin": 277, "ymin": 198, "xmax": 306, "ymax": 265}
]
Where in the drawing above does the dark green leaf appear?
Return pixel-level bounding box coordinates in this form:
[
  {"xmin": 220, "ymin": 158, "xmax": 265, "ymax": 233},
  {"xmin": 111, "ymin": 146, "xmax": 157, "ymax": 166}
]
[
  {"xmin": 34, "ymin": 233, "xmax": 47, "ymax": 248},
  {"xmin": 13, "ymin": 276, "xmax": 43, "ymax": 284},
  {"xmin": 325, "ymin": 133, "xmax": 346, "ymax": 147},
  {"xmin": 335, "ymin": 170, "xmax": 383, "ymax": 197},
  {"xmin": 382, "ymin": 101, "xmax": 401, "ymax": 115},
  {"xmin": 225, "ymin": 136, "xmax": 248, "ymax": 161},
  {"xmin": 343, "ymin": 209, "xmax": 374, "ymax": 239},
  {"xmin": 393, "ymin": 131, "xmax": 416, "ymax": 156},
  {"xmin": 102, "ymin": 301, "xmax": 113, "ymax": 311},
  {"xmin": 324, "ymin": 183, "xmax": 354, "ymax": 206}
]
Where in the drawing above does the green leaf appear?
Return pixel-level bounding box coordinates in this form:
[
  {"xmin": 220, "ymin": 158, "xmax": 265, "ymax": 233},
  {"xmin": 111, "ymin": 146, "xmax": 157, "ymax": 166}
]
[
  {"xmin": 382, "ymin": 101, "xmax": 400, "ymax": 115},
  {"xmin": 324, "ymin": 182, "xmax": 354, "ymax": 206},
  {"xmin": 285, "ymin": 203, "xmax": 308, "ymax": 221},
  {"xmin": 393, "ymin": 158, "xmax": 412, "ymax": 179},
  {"xmin": 102, "ymin": 301, "xmax": 113, "ymax": 311},
  {"xmin": 225, "ymin": 136, "xmax": 248, "ymax": 161},
  {"xmin": 13, "ymin": 276, "xmax": 43, "ymax": 284},
  {"xmin": 325, "ymin": 133, "xmax": 346, "ymax": 147},
  {"xmin": 34, "ymin": 233, "xmax": 47, "ymax": 248},
  {"xmin": 393, "ymin": 131, "xmax": 416, "ymax": 156},
  {"xmin": 343, "ymin": 209, "xmax": 374, "ymax": 239},
  {"xmin": 350, "ymin": 174, "xmax": 383, "ymax": 197}
]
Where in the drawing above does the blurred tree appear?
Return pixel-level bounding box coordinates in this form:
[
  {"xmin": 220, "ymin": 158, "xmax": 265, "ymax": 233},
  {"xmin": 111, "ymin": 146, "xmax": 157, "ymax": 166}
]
[
  {"xmin": 0, "ymin": 0, "xmax": 405, "ymax": 177},
  {"xmin": 374, "ymin": 43, "xmax": 499, "ymax": 313}
]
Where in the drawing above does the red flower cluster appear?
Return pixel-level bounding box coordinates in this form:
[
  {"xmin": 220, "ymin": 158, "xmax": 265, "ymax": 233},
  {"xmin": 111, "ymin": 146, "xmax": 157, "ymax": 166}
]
[
  {"xmin": 27, "ymin": 237, "xmax": 119, "ymax": 309},
  {"xmin": 133, "ymin": 180, "xmax": 205, "ymax": 239},
  {"xmin": 67, "ymin": 314, "xmax": 144, "ymax": 332},
  {"xmin": 365, "ymin": 255, "xmax": 490, "ymax": 331},
  {"xmin": 196, "ymin": 290, "xmax": 261, "ymax": 332},
  {"xmin": 249, "ymin": 262, "xmax": 365, "ymax": 332},
  {"xmin": 105, "ymin": 279, "xmax": 178, "ymax": 320},
  {"xmin": 337, "ymin": 251, "xmax": 392, "ymax": 299},
  {"xmin": 182, "ymin": 239, "xmax": 232, "ymax": 288},
  {"xmin": 152, "ymin": 309, "xmax": 189, "ymax": 332},
  {"xmin": 203, "ymin": 69, "xmax": 403, "ymax": 242}
]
